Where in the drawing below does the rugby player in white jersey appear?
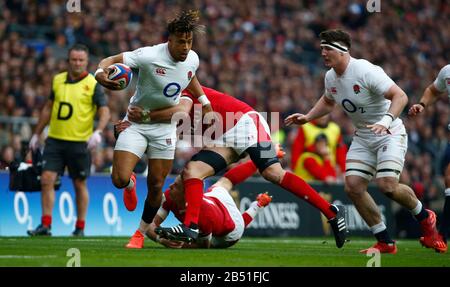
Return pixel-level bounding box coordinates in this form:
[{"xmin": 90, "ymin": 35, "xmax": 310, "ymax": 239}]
[
  {"xmin": 94, "ymin": 10, "xmax": 213, "ymax": 248},
  {"xmin": 409, "ymin": 64, "xmax": 450, "ymax": 250},
  {"xmin": 285, "ymin": 29, "xmax": 447, "ymax": 253}
]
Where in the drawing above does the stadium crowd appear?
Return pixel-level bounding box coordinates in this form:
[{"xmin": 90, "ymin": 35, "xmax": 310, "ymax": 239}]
[{"xmin": 0, "ymin": 0, "xmax": 448, "ymax": 222}]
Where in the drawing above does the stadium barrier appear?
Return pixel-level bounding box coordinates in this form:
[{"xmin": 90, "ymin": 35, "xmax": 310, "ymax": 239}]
[{"xmin": 0, "ymin": 172, "xmax": 393, "ymax": 236}]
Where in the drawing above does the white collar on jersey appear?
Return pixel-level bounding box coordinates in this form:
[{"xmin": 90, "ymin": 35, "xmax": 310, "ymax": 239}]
[{"xmin": 320, "ymin": 40, "xmax": 349, "ymax": 53}]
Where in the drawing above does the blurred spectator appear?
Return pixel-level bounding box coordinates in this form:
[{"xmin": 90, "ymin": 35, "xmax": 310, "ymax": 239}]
[
  {"xmin": 293, "ymin": 133, "xmax": 337, "ymax": 184},
  {"xmin": 290, "ymin": 115, "xmax": 347, "ymax": 180},
  {"xmin": 0, "ymin": 145, "xmax": 14, "ymax": 169}
]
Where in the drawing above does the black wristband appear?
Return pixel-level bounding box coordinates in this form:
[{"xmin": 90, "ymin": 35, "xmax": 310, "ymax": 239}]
[
  {"xmin": 385, "ymin": 113, "xmax": 395, "ymax": 121},
  {"xmin": 419, "ymin": 102, "xmax": 426, "ymax": 108}
]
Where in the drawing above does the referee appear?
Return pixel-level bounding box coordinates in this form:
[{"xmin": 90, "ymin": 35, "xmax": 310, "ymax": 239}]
[{"xmin": 28, "ymin": 44, "xmax": 110, "ymax": 236}]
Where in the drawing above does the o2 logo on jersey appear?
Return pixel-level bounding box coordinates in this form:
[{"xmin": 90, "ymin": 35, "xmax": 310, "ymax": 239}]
[
  {"xmin": 342, "ymin": 99, "xmax": 366, "ymax": 113},
  {"xmin": 163, "ymin": 82, "xmax": 181, "ymax": 99}
]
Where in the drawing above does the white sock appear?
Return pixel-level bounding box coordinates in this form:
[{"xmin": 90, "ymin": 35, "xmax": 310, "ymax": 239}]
[
  {"xmin": 445, "ymin": 188, "xmax": 450, "ymax": 197},
  {"xmin": 245, "ymin": 201, "xmax": 262, "ymax": 219},
  {"xmin": 138, "ymin": 220, "xmax": 149, "ymax": 235},
  {"xmin": 410, "ymin": 201, "xmax": 422, "ymax": 216},
  {"xmin": 125, "ymin": 178, "xmax": 135, "ymax": 191},
  {"xmin": 370, "ymin": 222, "xmax": 387, "ymax": 235}
]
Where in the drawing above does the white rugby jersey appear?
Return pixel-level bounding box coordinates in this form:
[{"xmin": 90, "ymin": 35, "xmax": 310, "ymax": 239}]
[
  {"xmin": 123, "ymin": 43, "xmax": 199, "ymax": 110},
  {"xmin": 324, "ymin": 57, "xmax": 405, "ymax": 135},
  {"xmin": 433, "ymin": 64, "xmax": 450, "ymax": 98}
]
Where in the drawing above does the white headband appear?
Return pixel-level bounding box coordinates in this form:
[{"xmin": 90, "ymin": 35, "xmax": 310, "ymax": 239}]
[{"xmin": 320, "ymin": 40, "xmax": 349, "ymax": 53}]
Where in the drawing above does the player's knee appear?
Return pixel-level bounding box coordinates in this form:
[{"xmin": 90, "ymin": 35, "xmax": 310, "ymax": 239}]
[
  {"xmin": 376, "ymin": 178, "xmax": 397, "ymax": 198},
  {"xmin": 147, "ymin": 175, "xmax": 165, "ymax": 193},
  {"xmin": 344, "ymin": 177, "xmax": 365, "ymax": 198},
  {"xmin": 111, "ymin": 171, "xmax": 130, "ymax": 189},
  {"xmin": 261, "ymin": 164, "xmax": 285, "ymax": 184}
]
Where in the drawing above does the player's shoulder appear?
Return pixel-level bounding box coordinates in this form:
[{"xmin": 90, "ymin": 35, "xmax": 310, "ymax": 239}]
[
  {"xmin": 140, "ymin": 44, "xmax": 165, "ymax": 55},
  {"xmin": 352, "ymin": 58, "xmax": 378, "ymax": 71},
  {"xmin": 186, "ymin": 49, "xmax": 200, "ymax": 64},
  {"xmin": 352, "ymin": 58, "xmax": 386, "ymax": 79},
  {"xmin": 188, "ymin": 49, "xmax": 199, "ymax": 57},
  {"xmin": 438, "ymin": 64, "xmax": 450, "ymax": 76},
  {"xmin": 127, "ymin": 44, "xmax": 164, "ymax": 59},
  {"xmin": 324, "ymin": 68, "xmax": 336, "ymax": 82}
]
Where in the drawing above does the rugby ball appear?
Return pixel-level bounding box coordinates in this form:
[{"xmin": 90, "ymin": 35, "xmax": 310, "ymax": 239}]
[{"xmin": 107, "ymin": 63, "xmax": 132, "ymax": 90}]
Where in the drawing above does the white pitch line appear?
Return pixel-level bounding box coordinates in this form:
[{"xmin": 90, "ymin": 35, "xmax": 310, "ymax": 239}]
[
  {"xmin": 0, "ymin": 255, "xmax": 58, "ymax": 259},
  {"xmin": 68, "ymin": 239, "xmax": 105, "ymax": 242}
]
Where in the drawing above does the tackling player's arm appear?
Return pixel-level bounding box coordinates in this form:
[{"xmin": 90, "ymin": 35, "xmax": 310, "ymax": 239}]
[
  {"xmin": 408, "ymin": 83, "xmax": 444, "ymax": 117},
  {"xmin": 127, "ymin": 98, "xmax": 193, "ymax": 123},
  {"xmin": 94, "ymin": 54, "xmax": 124, "ymax": 90},
  {"xmin": 147, "ymin": 214, "xmax": 164, "ymax": 242},
  {"xmin": 146, "ymin": 206, "xmax": 185, "ymax": 249},
  {"xmin": 367, "ymin": 84, "xmax": 407, "ymax": 135},
  {"xmin": 285, "ymin": 95, "xmax": 336, "ymax": 126},
  {"xmin": 185, "ymin": 76, "xmax": 213, "ymax": 116}
]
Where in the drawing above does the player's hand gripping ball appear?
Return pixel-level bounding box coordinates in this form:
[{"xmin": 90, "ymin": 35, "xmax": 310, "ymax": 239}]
[{"xmin": 107, "ymin": 63, "xmax": 132, "ymax": 90}]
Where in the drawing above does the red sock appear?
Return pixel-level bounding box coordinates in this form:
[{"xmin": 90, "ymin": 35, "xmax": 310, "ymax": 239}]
[
  {"xmin": 223, "ymin": 160, "xmax": 258, "ymax": 185},
  {"xmin": 42, "ymin": 215, "xmax": 52, "ymax": 227},
  {"xmin": 280, "ymin": 172, "xmax": 335, "ymax": 219},
  {"xmin": 76, "ymin": 220, "xmax": 85, "ymax": 230},
  {"xmin": 242, "ymin": 212, "xmax": 253, "ymax": 227},
  {"xmin": 183, "ymin": 178, "xmax": 204, "ymax": 227}
]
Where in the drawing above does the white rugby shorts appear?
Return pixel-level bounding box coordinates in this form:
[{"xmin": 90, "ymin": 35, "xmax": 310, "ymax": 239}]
[
  {"xmin": 114, "ymin": 121, "xmax": 177, "ymax": 159},
  {"xmin": 346, "ymin": 133, "xmax": 408, "ymax": 180},
  {"xmin": 207, "ymin": 111, "xmax": 272, "ymax": 155}
]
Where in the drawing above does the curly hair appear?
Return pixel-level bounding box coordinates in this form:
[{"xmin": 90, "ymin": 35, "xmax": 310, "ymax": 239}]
[
  {"xmin": 319, "ymin": 29, "xmax": 351, "ymax": 49},
  {"xmin": 167, "ymin": 10, "xmax": 205, "ymax": 35}
]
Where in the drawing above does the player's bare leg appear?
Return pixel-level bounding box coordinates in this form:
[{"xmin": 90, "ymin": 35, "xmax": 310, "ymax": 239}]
[
  {"xmin": 73, "ymin": 178, "xmax": 89, "ymax": 236},
  {"xmin": 112, "ymin": 150, "xmax": 141, "ymax": 211},
  {"xmin": 345, "ymin": 160, "xmax": 397, "ymax": 253},
  {"xmin": 126, "ymin": 158, "xmax": 173, "ymax": 249},
  {"xmin": 112, "ymin": 150, "xmax": 141, "ymax": 188},
  {"xmin": 142, "ymin": 159, "xmax": 173, "ymax": 230},
  {"xmin": 345, "ymin": 175, "xmax": 382, "ymax": 227}
]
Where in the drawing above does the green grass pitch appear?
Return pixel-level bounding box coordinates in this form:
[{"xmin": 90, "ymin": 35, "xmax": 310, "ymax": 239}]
[{"xmin": 0, "ymin": 236, "xmax": 448, "ymax": 267}]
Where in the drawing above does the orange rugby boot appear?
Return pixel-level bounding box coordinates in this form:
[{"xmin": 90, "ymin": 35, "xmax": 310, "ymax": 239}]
[
  {"xmin": 123, "ymin": 172, "xmax": 137, "ymax": 211},
  {"xmin": 125, "ymin": 230, "xmax": 144, "ymax": 249},
  {"xmin": 359, "ymin": 241, "xmax": 397, "ymax": 254}
]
